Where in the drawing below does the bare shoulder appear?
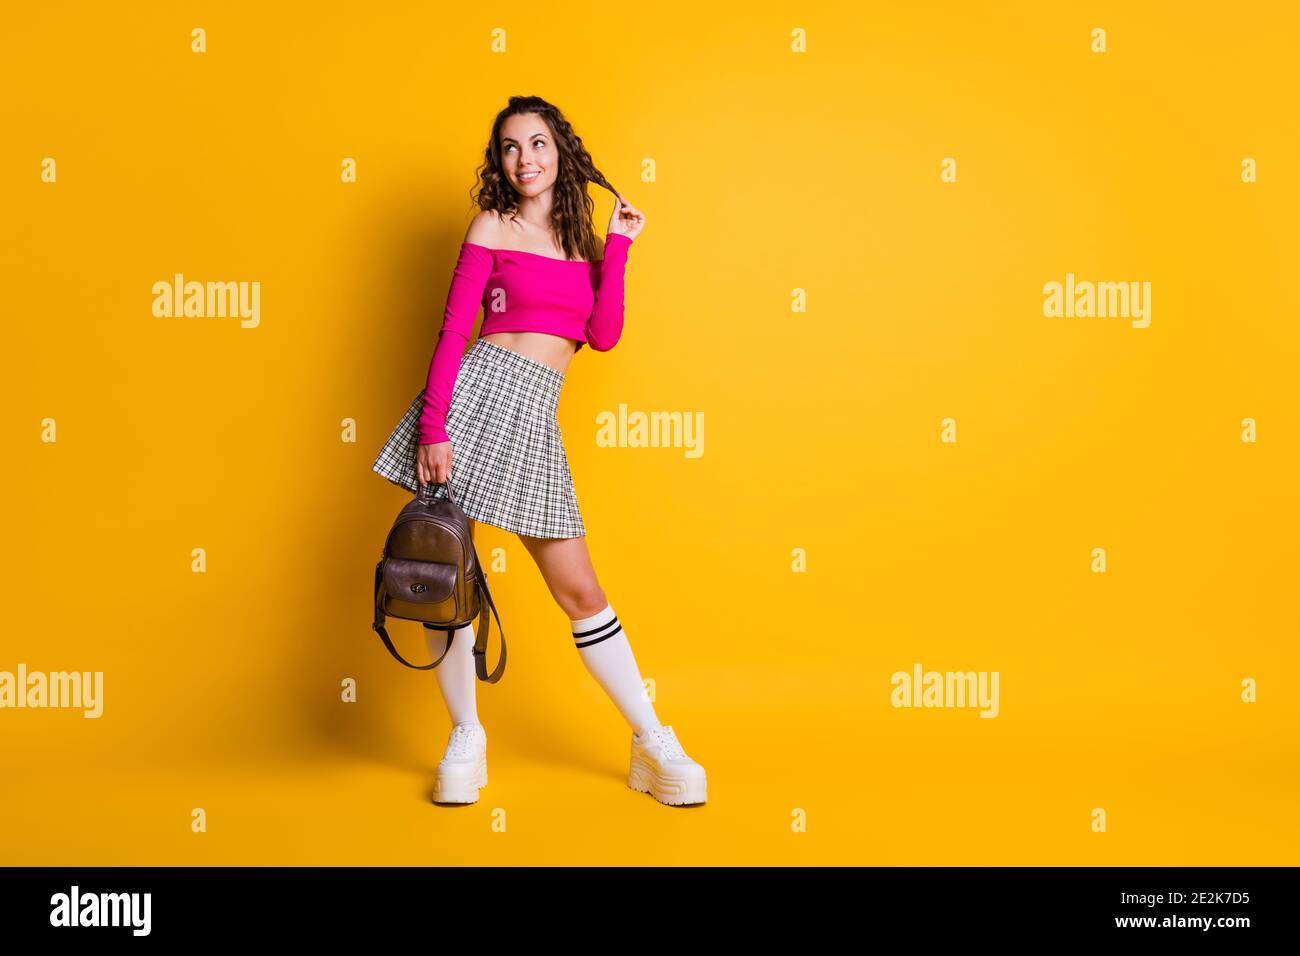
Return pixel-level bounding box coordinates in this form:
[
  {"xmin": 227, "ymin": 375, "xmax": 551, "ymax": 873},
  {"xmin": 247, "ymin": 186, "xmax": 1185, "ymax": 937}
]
[{"xmin": 464, "ymin": 209, "xmax": 505, "ymax": 247}]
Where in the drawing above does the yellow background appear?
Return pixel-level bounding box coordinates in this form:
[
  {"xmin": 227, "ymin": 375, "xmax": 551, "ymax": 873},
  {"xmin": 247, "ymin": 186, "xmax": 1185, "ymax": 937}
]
[{"xmin": 2, "ymin": 1, "xmax": 1296, "ymax": 865}]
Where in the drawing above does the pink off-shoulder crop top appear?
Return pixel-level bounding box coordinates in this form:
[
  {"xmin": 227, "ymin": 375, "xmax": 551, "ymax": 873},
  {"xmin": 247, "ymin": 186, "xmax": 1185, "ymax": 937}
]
[{"xmin": 418, "ymin": 232, "xmax": 634, "ymax": 445}]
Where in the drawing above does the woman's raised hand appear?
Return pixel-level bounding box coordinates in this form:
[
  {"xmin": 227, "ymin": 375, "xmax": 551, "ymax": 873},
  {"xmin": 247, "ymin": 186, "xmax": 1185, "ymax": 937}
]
[{"xmin": 608, "ymin": 194, "xmax": 645, "ymax": 242}]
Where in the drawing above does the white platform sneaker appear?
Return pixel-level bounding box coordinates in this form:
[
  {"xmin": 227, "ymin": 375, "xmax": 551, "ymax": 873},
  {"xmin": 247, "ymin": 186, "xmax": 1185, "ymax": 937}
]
[
  {"xmin": 433, "ymin": 721, "xmax": 488, "ymax": 804},
  {"xmin": 628, "ymin": 724, "xmax": 707, "ymax": 806}
]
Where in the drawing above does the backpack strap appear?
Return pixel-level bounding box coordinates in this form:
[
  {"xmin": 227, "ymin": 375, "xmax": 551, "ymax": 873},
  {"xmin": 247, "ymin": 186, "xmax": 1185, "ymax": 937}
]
[
  {"xmin": 470, "ymin": 562, "xmax": 507, "ymax": 684},
  {"xmin": 371, "ymin": 559, "xmax": 455, "ymax": 670}
]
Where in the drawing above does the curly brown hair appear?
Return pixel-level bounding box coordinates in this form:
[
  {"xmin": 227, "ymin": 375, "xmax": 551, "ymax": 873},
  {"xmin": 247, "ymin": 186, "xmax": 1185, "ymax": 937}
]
[{"xmin": 470, "ymin": 95, "xmax": 621, "ymax": 264}]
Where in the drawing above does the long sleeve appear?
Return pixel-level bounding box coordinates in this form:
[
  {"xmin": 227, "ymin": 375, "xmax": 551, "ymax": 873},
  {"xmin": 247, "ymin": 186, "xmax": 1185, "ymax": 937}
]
[
  {"xmin": 418, "ymin": 243, "xmax": 494, "ymax": 444},
  {"xmin": 580, "ymin": 232, "xmax": 633, "ymax": 352}
]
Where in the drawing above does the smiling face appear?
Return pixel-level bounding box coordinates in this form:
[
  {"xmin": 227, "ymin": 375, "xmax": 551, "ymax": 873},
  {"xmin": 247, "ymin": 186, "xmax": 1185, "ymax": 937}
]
[{"xmin": 499, "ymin": 112, "xmax": 559, "ymax": 197}]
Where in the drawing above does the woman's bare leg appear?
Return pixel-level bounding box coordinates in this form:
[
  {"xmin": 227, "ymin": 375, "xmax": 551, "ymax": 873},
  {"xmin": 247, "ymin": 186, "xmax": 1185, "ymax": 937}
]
[
  {"xmin": 516, "ymin": 532, "xmax": 661, "ymax": 736},
  {"xmin": 514, "ymin": 530, "xmax": 604, "ymax": 619}
]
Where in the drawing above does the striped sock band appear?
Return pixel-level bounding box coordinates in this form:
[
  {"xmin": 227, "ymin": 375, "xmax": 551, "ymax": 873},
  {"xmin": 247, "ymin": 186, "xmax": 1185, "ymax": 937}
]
[{"xmin": 571, "ymin": 603, "xmax": 623, "ymax": 648}]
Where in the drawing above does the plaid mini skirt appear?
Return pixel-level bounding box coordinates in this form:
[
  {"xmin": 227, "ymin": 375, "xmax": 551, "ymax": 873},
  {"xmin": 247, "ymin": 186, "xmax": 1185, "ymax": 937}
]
[{"xmin": 372, "ymin": 338, "xmax": 586, "ymax": 539}]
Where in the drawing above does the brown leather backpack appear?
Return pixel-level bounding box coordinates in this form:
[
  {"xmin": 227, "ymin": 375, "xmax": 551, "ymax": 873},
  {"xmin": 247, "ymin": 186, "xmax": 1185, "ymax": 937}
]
[{"xmin": 371, "ymin": 482, "xmax": 506, "ymax": 682}]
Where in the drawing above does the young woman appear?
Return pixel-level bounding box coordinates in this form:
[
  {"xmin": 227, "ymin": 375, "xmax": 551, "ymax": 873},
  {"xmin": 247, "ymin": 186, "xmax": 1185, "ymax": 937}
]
[{"xmin": 373, "ymin": 96, "xmax": 706, "ymax": 807}]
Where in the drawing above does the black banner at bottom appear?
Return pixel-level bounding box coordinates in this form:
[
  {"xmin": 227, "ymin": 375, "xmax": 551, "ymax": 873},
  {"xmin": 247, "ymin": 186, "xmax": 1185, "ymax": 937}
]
[{"xmin": 0, "ymin": 866, "xmax": 1290, "ymax": 940}]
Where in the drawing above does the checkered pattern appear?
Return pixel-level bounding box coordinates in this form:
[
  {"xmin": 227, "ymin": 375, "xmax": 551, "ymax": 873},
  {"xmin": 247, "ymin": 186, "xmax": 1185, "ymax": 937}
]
[{"xmin": 372, "ymin": 339, "xmax": 586, "ymax": 539}]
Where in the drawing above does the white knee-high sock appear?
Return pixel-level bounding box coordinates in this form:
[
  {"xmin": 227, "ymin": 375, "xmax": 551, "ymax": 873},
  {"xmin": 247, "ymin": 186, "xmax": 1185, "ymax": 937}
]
[
  {"xmin": 569, "ymin": 602, "xmax": 662, "ymax": 737},
  {"xmin": 425, "ymin": 622, "xmax": 479, "ymax": 727}
]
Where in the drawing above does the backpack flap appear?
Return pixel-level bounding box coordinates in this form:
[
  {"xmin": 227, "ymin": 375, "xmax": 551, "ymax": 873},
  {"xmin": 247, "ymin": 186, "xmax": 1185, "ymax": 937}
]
[{"xmin": 382, "ymin": 557, "xmax": 457, "ymax": 607}]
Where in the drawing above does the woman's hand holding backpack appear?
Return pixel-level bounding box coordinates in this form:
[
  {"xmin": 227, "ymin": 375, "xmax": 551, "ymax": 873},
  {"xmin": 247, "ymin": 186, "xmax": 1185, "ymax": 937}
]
[{"xmin": 417, "ymin": 441, "xmax": 453, "ymax": 487}]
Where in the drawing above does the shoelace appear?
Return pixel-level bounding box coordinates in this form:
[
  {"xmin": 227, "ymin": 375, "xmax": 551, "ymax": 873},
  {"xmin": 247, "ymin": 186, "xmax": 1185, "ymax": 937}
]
[
  {"xmin": 645, "ymin": 726, "xmax": 687, "ymax": 761},
  {"xmin": 445, "ymin": 724, "xmax": 481, "ymax": 759}
]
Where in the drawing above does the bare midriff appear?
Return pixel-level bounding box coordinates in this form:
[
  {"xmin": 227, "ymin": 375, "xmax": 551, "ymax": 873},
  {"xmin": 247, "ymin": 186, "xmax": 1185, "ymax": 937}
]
[{"xmin": 479, "ymin": 331, "xmax": 578, "ymax": 376}]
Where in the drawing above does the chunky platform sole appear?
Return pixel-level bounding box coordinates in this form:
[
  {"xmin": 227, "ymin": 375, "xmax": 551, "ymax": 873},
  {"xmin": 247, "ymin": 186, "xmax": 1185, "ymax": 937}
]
[
  {"xmin": 433, "ymin": 756, "xmax": 488, "ymax": 804},
  {"xmin": 628, "ymin": 755, "xmax": 707, "ymax": 806}
]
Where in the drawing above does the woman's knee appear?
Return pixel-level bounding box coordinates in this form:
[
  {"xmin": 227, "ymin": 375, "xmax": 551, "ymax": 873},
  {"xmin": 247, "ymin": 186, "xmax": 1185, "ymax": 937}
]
[{"xmin": 565, "ymin": 587, "xmax": 608, "ymax": 621}]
